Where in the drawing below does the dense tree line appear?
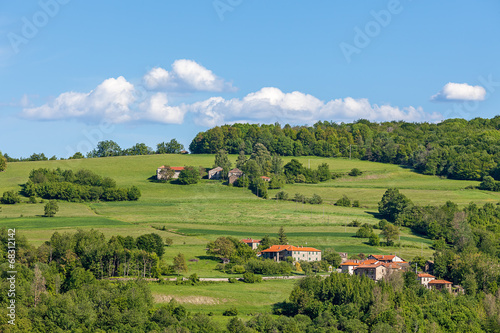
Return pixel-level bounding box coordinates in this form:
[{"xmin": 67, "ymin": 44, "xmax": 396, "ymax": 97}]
[
  {"xmin": 21, "ymin": 168, "xmax": 141, "ymax": 202},
  {"xmin": 0, "ymin": 151, "xmax": 6, "ymax": 171},
  {"xmin": 189, "ymin": 118, "xmax": 500, "ymax": 182},
  {"xmin": 4, "ymin": 139, "xmax": 186, "ymax": 162},
  {"xmin": 378, "ymin": 188, "xmax": 500, "ymax": 295}
]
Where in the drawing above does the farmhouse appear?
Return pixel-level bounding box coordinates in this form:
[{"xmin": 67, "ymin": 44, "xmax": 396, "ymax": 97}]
[
  {"xmin": 208, "ymin": 167, "xmax": 223, "ymax": 180},
  {"xmin": 157, "ymin": 166, "xmax": 184, "ymax": 180},
  {"xmin": 260, "ymin": 176, "xmax": 271, "ymax": 182},
  {"xmin": 260, "ymin": 245, "xmax": 321, "ymax": 262},
  {"xmin": 418, "ymin": 273, "xmax": 435, "ymax": 287},
  {"xmin": 228, "ymin": 168, "xmax": 244, "ymax": 184},
  {"xmin": 241, "ymin": 238, "xmax": 261, "ymax": 250},
  {"xmin": 428, "ymin": 279, "xmax": 453, "ymax": 292},
  {"xmin": 341, "ymin": 255, "xmax": 407, "ymax": 281},
  {"xmin": 368, "ymin": 254, "xmax": 404, "ymax": 263}
]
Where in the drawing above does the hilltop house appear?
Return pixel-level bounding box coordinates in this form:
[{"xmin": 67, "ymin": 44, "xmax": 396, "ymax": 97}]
[
  {"xmin": 157, "ymin": 166, "xmax": 184, "ymax": 180},
  {"xmin": 260, "ymin": 176, "xmax": 271, "ymax": 182},
  {"xmin": 368, "ymin": 254, "xmax": 404, "ymax": 263},
  {"xmin": 260, "ymin": 245, "xmax": 321, "ymax": 262},
  {"xmin": 208, "ymin": 167, "xmax": 223, "ymax": 180},
  {"xmin": 228, "ymin": 168, "xmax": 244, "ymax": 184},
  {"xmin": 241, "ymin": 238, "xmax": 261, "ymax": 250}
]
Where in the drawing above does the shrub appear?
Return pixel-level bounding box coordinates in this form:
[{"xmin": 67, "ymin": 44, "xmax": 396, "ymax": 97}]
[
  {"xmin": 1, "ymin": 191, "xmax": 21, "ymax": 204},
  {"xmin": 378, "ymin": 219, "xmax": 388, "ymax": 230},
  {"xmin": 223, "ymin": 306, "xmax": 239, "ymax": 316},
  {"xmin": 28, "ymin": 196, "xmax": 37, "ymax": 204},
  {"xmin": 335, "ymin": 195, "xmax": 351, "ymax": 207},
  {"xmin": 293, "ymin": 193, "xmax": 306, "ymax": 203},
  {"xmin": 228, "ymin": 278, "xmax": 237, "ymax": 283},
  {"xmin": 309, "ymin": 194, "xmax": 323, "ymax": 205},
  {"xmin": 368, "ymin": 233, "xmax": 380, "ymax": 246},
  {"xmin": 275, "ymin": 191, "xmax": 289, "ymax": 201},
  {"xmin": 352, "ymin": 200, "xmax": 360, "ymax": 207},
  {"xmin": 296, "ymin": 174, "xmax": 306, "ymax": 183},
  {"xmin": 188, "ymin": 273, "xmax": 200, "ymax": 284},
  {"xmin": 347, "ymin": 220, "xmax": 361, "ymax": 227},
  {"xmin": 349, "ymin": 168, "xmax": 362, "ymax": 176},
  {"xmin": 355, "ymin": 225, "xmax": 373, "ymax": 238},
  {"xmin": 232, "ymin": 265, "xmax": 246, "ymax": 274},
  {"xmin": 243, "ymin": 272, "xmax": 262, "ymax": 283}
]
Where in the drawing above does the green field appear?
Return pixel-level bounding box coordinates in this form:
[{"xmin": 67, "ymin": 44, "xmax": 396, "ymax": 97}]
[{"xmin": 1, "ymin": 154, "xmax": 498, "ymax": 314}]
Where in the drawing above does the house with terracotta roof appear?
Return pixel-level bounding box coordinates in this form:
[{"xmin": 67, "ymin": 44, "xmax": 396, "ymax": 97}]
[
  {"xmin": 241, "ymin": 238, "xmax": 261, "ymax": 250},
  {"xmin": 418, "ymin": 273, "xmax": 435, "ymax": 287},
  {"xmin": 260, "ymin": 176, "xmax": 271, "ymax": 182},
  {"xmin": 260, "ymin": 245, "xmax": 322, "ymax": 262},
  {"xmin": 428, "ymin": 279, "xmax": 453, "ymax": 292},
  {"xmin": 340, "ymin": 255, "xmax": 406, "ymax": 281},
  {"xmin": 157, "ymin": 166, "xmax": 184, "ymax": 180},
  {"xmin": 340, "ymin": 261, "xmax": 361, "ymax": 274},
  {"xmin": 208, "ymin": 167, "xmax": 223, "ymax": 180},
  {"xmin": 354, "ymin": 262, "xmax": 387, "ymax": 281},
  {"xmin": 368, "ymin": 254, "xmax": 404, "ymax": 263}
]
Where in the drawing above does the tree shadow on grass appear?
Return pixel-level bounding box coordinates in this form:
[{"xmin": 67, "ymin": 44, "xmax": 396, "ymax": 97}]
[{"xmin": 195, "ymin": 255, "xmax": 220, "ymax": 262}]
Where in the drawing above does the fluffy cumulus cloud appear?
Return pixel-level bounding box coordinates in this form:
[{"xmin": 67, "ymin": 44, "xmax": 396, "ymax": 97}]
[
  {"xmin": 431, "ymin": 82, "xmax": 486, "ymax": 102},
  {"xmin": 138, "ymin": 92, "xmax": 186, "ymax": 124},
  {"xmin": 188, "ymin": 87, "xmax": 441, "ymax": 127},
  {"xmin": 22, "ymin": 76, "xmax": 136, "ymax": 123},
  {"xmin": 143, "ymin": 59, "xmax": 235, "ymax": 92}
]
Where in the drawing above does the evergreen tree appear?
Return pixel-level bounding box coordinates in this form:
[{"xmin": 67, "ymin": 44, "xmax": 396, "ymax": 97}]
[{"xmin": 278, "ymin": 226, "xmax": 288, "ymax": 245}]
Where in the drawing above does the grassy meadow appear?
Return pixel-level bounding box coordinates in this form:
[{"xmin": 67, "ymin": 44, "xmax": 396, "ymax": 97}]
[{"xmin": 1, "ymin": 154, "xmax": 499, "ymax": 316}]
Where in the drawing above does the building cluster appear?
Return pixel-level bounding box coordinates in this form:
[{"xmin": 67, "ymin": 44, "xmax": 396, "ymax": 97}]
[{"xmin": 240, "ymin": 238, "xmax": 322, "ymax": 262}]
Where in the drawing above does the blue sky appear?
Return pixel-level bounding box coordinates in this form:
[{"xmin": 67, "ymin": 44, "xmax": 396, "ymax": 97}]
[{"xmin": 1, "ymin": 0, "xmax": 499, "ymax": 158}]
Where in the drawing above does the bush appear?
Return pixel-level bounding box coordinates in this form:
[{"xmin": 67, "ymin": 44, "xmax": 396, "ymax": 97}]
[
  {"xmin": 243, "ymin": 272, "xmax": 262, "ymax": 283},
  {"xmin": 275, "ymin": 191, "xmax": 289, "ymax": 201},
  {"xmin": 355, "ymin": 224, "xmax": 373, "ymax": 238},
  {"xmin": 178, "ymin": 166, "xmax": 200, "ymax": 185},
  {"xmin": 223, "ymin": 306, "xmax": 239, "ymax": 316},
  {"xmin": 349, "ymin": 168, "xmax": 362, "ymax": 177},
  {"xmin": 228, "ymin": 278, "xmax": 238, "ymax": 283},
  {"xmin": 232, "ymin": 265, "xmax": 246, "ymax": 274},
  {"xmin": 1, "ymin": 191, "xmax": 21, "ymax": 204},
  {"xmin": 347, "ymin": 220, "xmax": 361, "ymax": 227},
  {"xmin": 335, "ymin": 195, "xmax": 351, "ymax": 207},
  {"xmin": 368, "ymin": 233, "xmax": 380, "ymax": 246},
  {"xmin": 293, "ymin": 193, "xmax": 306, "ymax": 203},
  {"xmin": 28, "ymin": 196, "xmax": 37, "ymax": 204},
  {"xmin": 296, "ymin": 174, "xmax": 306, "ymax": 183},
  {"xmin": 378, "ymin": 219, "xmax": 388, "ymax": 230},
  {"xmin": 309, "ymin": 194, "xmax": 323, "ymax": 205},
  {"xmin": 188, "ymin": 273, "xmax": 200, "ymax": 284},
  {"xmin": 352, "ymin": 200, "xmax": 360, "ymax": 207}
]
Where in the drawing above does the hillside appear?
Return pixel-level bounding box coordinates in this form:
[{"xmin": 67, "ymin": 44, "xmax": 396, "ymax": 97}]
[{"xmin": 1, "ymin": 154, "xmax": 497, "ymax": 258}]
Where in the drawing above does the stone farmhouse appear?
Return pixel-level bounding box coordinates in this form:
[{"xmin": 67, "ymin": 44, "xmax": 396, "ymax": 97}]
[
  {"xmin": 260, "ymin": 245, "xmax": 322, "ymax": 262},
  {"xmin": 418, "ymin": 273, "xmax": 454, "ymax": 292},
  {"xmin": 241, "ymin": 238, "xmax": 261, "ymax": 250},
  {"xmin": 208, "ymin": 167, "xmax": 223, "ymax": 180},
  {"xmin": 157, "ymin": 166, "xmax": 184, "ymax": 180},
  {"xmin": 228, "ymin": 168, "xmax": 244, "ymax": 184},
  {"xmin": 340, "ymin": 255, "xmax": 409, "ymax": 281}
]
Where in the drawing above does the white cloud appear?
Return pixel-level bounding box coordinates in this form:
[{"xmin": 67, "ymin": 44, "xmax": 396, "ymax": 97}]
[
  {"xmin": 188, "ymin": 87, "xmax": 441, "ymax": 126},
  {"xmin": 22, "ymin": 76, "xmax": 136, "ymax": 123},
  {"xmin": 431, "ymin": 82, "xmax": 486, "ymax": 102},
  {"xmin": 138, "ymin": 92, "xmax": 186, "ymax": 124},
  {"xmin": 143, "ymin": 59, "xmax": 235, "ymax": 92}
]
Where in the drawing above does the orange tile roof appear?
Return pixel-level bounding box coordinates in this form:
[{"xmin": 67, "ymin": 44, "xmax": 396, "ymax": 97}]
[
  {"xmin": 260, "ymin": 176, "xmax": 271, "ymax": 180},
  {"xmin": 356, "ymin": 263, "xmax": 384, "ymax": 269},
  {"xmin": 260, "ymin": 245, "xmax": 321, "ymax": 253},
  {"xmin": 341, "ymin": 261, "xmax": 360, "ymax": 266},
  {"xmin": 428, "ymin": 279, "xmax": 452, "ymax": 284},
  {"xmin": 382, "ymin": 263, "xmax": 402, "ymax": 269},
  {"xmin": 370, "ymin": 255, "xmax": 397, "ymax": 261},
  {"xmin": 418, "ymin": 273, "xmax": 435, "ymax": 278}
]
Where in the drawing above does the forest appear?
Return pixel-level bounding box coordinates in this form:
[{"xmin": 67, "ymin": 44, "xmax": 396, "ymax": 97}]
[{"xmin": 189, "ymin": 118, "xmax": 500, "ymax": 183}]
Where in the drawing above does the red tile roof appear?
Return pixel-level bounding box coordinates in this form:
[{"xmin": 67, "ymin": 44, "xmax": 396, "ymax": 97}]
[
  {"xmin": 341, "ymin": 261, "xmax": 360, "ymax": 266},
  {"xmin": 260, "ymin": 245, "xmax": 321, "ymax": 253},
  {"xmin": 418, "ymin": 273, "xmax": 435, "ymax": 278},
  {"xmin": 370, "ymin": 255, "xmax": 398, "ymax": 261},
  {"xmin": 382, "ymin": 263, "xmax": 402, "ymax": 269},
  {"xmin": 241, "ymin": 238, "xmax": 260, "ymax": 244},
  {"xmin": 158, "ymin": 166, "xmax": 185, "ymax": 171},
  {"xmin": 428, "ymin": 279, "xmax": 452, "ymax": 284},
  {"xmin": 260, "ymin": 176, "xmax": 271, "ymax": 180}
]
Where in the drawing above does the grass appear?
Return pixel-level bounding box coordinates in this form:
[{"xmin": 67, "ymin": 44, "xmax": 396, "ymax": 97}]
[
  {"xmin": 0, "ymin": 154, "xmax": 498, "ymax": 270},
  {"xmin": 149, "ymin": 279, "xmax": 297, "ymax": 320}
]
